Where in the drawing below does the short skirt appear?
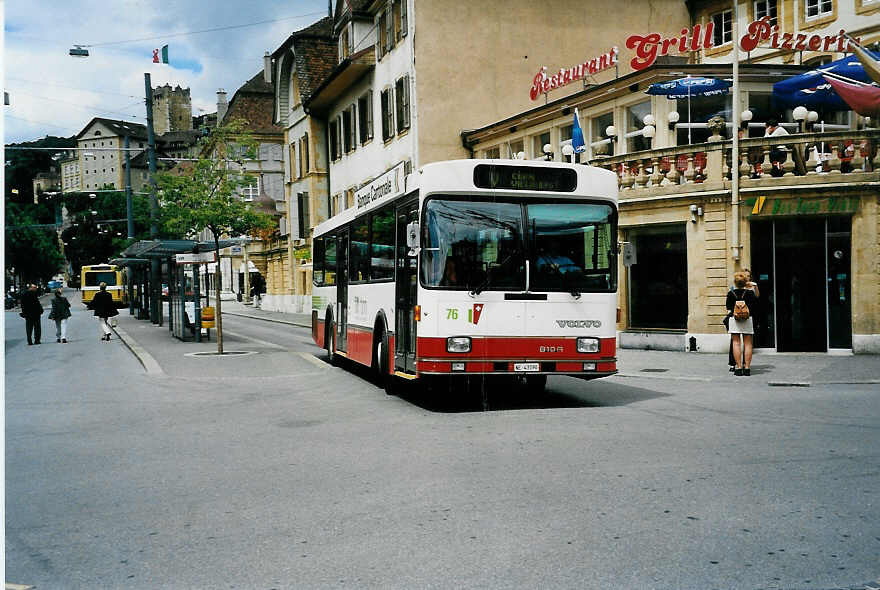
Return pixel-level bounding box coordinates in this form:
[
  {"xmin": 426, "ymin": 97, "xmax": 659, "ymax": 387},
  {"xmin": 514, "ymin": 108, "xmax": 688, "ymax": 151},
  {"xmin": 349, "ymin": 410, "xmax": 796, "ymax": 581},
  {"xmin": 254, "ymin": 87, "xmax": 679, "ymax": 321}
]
[{"xmin": 728, "ymin": 316, "xmax": 754, "ymax": 335}]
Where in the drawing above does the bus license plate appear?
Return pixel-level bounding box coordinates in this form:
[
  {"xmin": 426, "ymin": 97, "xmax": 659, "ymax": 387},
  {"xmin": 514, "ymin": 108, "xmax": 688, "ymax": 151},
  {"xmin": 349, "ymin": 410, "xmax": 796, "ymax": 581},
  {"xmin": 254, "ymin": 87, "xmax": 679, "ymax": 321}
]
[{"xmin": 514, "ymin": 363, "xmax": 540, "ymax": 372}]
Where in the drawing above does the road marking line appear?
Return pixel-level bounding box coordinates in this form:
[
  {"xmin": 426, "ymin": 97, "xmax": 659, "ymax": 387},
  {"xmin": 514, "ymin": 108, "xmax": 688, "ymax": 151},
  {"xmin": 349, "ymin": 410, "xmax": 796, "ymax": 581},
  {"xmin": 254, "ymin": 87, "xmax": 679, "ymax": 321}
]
[
  {"xmin": 222, "ymin": 329, "xmax": 287, "ymax": 350},
  {"xmin": 7, "ymin": 583, "xmax": 35, "ymax": 590},
  {"xmin": 299, "ymin": 352, "xmax": 330, "ymax": 369}
]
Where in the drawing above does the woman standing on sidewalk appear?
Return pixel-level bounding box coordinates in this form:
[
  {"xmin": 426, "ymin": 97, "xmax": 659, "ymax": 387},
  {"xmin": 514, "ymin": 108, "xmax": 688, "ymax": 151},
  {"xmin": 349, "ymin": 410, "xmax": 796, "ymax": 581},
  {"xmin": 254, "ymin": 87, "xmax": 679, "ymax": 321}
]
[
  {"xmin": 727, "ymin": 271, "xmax": 759, "ymax": 376},
  {"xmin": 89, "ymin": 282, "xmax": 119, "ymax": 341},
  {"xmin": 48, "ymin": 289, "xmax": 72, "ymax": 343}
]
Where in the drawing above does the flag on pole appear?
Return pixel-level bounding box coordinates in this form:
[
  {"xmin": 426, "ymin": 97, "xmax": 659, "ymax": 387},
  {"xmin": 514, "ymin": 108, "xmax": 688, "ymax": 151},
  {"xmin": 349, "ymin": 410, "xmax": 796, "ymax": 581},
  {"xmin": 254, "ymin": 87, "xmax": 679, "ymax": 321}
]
[
  {"xmin": 571, "ymin": 108, "xmax": 586, "ymax": 153},
  {"xmin": 152, "ymin": 45, "xmax": 169, "ymax": 64},
  {"xmin": 823, "ymin": 75, "xmax": 880, "ymax": 118}
]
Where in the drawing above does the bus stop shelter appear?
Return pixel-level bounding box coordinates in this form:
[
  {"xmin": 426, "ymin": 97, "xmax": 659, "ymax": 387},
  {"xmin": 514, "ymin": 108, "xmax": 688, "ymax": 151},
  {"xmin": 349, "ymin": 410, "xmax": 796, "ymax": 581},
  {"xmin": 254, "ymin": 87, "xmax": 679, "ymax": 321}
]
[{"xmin": 114, "ymin": 239, "xmax": 239, "ymax": 341}]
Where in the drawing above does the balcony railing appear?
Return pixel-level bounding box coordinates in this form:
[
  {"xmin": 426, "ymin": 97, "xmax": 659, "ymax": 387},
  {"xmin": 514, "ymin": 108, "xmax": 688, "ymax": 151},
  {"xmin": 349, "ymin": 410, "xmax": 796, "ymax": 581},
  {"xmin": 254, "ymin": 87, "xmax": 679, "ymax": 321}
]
[{"xmin": 587, "ymin": 129, "xmax": 880, "ymax": 195}]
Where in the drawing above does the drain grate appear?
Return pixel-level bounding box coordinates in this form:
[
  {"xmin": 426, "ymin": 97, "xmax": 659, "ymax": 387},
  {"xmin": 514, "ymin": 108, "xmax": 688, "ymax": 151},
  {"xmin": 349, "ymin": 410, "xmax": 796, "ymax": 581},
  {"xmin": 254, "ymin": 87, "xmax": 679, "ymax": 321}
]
[{"xmin": 640, "ymin": 368, "xmax": 669, "ymax": 373}]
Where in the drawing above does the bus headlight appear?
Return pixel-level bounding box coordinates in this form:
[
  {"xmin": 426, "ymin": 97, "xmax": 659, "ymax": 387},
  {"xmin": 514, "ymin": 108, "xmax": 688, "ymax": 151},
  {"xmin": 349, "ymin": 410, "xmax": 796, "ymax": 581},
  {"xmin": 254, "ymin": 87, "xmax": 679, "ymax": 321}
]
[
  {"xmin": 576, "ymin": 337, "xmax": 600, "ymax": 353},
  {"xmin": 447, "ymin": 336, "xmax": 471, "ymax": 353}
]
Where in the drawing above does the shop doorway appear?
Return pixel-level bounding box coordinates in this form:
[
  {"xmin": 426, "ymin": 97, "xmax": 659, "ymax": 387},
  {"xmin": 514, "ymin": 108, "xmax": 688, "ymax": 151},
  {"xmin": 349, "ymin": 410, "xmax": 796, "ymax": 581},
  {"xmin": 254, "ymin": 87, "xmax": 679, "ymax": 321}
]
[{"xmin": 750, "ymin": 217, "xmax": 852, "ymax": 352}]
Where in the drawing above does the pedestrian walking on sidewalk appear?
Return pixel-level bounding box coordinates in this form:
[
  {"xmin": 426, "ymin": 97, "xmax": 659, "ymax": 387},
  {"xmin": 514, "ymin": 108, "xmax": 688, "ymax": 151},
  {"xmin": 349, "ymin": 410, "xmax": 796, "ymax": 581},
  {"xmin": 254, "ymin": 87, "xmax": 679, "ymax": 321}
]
[
  {"xmin": 727, "ymin": 271, "xmax": 759, "ymax": 376},
  {"xmin": 48, "ymin": 288, "xmax": 72, "ymax": 343},
  {"xmin": 88, "ymin": 282, "xmax": 119, "ymax": 341},
  {"xmin": 20, "ymin": 284, "xmax": 43, "ymax": 345}
]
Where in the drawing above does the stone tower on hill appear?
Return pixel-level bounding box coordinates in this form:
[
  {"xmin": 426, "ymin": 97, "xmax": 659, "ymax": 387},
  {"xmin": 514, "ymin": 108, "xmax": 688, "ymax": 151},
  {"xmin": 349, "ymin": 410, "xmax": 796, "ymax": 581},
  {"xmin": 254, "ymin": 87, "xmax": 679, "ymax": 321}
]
[{"xmin": 152, "ymin": 84, "xmax": 193, "ymax": 134}]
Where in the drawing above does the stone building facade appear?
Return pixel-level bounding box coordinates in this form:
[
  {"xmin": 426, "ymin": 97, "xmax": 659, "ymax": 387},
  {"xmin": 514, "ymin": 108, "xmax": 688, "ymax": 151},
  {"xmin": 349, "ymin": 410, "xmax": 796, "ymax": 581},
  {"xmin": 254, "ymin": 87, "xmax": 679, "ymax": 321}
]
[
  {"xmin": 269, "ymin": 17, "xmax": 338, "ymax": 313},
  {"xmin": 463, "ymin": 0, "xmax": 880, "ymax": 354},
  {"xmin": 152, "ymin": 84, "xmax": 193, "ymax": 135}
]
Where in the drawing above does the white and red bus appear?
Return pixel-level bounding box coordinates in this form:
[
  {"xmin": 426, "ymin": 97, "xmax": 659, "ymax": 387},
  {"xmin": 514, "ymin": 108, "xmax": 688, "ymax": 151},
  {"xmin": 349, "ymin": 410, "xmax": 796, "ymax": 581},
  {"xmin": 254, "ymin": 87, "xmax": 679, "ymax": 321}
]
[{"xmin": 311, "ymin": 159, "xmax": 619, "ymax": 393}]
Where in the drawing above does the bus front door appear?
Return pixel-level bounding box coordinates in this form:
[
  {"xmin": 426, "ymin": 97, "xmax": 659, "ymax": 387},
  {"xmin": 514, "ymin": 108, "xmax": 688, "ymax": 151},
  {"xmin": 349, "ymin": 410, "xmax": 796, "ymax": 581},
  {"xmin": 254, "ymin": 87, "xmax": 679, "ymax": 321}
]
[
  {"xmin": 336, "ymin": 230, "xmax": 349, "ymax": 352},
  {"xmin": 394, "ymin": 201, "xmax": 418, "ymax": 374}
]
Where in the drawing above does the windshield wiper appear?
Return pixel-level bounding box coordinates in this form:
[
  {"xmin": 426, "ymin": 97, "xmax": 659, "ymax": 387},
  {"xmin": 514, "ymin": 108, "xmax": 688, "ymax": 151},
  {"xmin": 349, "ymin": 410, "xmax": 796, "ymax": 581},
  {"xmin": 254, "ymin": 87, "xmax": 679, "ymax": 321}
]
[
  {"xmin": 564, "ymin": 270, "xmax": 582, "ymax": 299},
  {"xmin": 470, "ymin": 250, "xmax": 520, "ymax": 297}
]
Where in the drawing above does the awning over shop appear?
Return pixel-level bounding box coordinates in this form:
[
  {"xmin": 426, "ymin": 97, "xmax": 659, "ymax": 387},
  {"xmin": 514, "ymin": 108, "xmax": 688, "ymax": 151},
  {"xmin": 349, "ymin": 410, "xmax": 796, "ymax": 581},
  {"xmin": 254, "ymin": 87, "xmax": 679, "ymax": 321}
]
[{"xmin": 772, "ymin": 51, "xmax": 880, "ymax": 111}]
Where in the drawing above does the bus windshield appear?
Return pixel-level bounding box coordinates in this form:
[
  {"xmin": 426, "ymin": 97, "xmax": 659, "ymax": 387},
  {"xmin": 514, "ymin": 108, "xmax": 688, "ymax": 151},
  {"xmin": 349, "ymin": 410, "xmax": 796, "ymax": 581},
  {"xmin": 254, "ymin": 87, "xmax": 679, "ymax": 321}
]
[
  {"xmin": 421, "ymin": 198, "xmax": 615, "ymax": 293},
  {"xmin": 84, "ymin": 272, "xmax": 118, "ymax": 287}
]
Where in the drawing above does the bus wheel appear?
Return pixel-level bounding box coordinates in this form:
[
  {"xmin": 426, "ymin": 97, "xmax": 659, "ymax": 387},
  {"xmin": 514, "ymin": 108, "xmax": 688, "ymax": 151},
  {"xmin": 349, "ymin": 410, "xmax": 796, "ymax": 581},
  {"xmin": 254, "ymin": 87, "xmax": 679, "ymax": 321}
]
[
  {"xmin": 326, "ymin": 320, "xmax": 338, "ymax": 365},
  {"xmin": 379, "ymin": 333, "xmax": 397, "ymax": 395},
  {"xmin": 525, "ymin": 374, "xmax": 547, "ymax": 394}
]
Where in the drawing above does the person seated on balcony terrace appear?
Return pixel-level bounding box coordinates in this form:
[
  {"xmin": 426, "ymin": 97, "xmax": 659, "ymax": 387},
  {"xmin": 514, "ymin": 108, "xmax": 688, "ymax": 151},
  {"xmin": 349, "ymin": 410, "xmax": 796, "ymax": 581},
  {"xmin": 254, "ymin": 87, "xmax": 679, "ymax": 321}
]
[{"xmin": 764, "ymin": 119, "xmax": 789, "ymax": 177}]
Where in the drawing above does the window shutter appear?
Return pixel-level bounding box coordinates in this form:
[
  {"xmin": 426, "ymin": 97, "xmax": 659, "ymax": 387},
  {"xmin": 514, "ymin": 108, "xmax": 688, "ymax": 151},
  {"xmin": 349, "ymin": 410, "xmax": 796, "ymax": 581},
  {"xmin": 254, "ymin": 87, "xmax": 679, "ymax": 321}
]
[
  {"xmin": 302, "ymin": 133, "xmax": 309, "ymax": 174},
  {"xmin": 301, "ymin": 192, "xmax": 310, "ymax": 238},
  {"xmin": 366, "ymin": 91, "xmax": 374, "ymax": 139},
  {"xmin": 403, "ymin": 76, "xmax": 410, "ymax": 129},
  {"xmin": 400, "ymin": 0, "xmax": 407, "ymax": 37},
  {"xmin": 385, "ymin": 2, "xmax": 393, "ymax": 52},
  {"xmin": 280, "ymin": 216, "xmax": 288, "ymax": 236}
]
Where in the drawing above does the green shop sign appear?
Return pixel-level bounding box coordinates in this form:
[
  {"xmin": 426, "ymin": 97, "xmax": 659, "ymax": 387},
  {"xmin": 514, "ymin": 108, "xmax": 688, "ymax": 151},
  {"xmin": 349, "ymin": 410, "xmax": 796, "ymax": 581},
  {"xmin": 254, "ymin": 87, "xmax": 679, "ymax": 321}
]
[
  {"xmin": 745, "ymin": 196, "xmax": 859, "ymax": 217},
  {"xmin": 293, "ymin": 245, "xmax": 311, "ymax": 260}
]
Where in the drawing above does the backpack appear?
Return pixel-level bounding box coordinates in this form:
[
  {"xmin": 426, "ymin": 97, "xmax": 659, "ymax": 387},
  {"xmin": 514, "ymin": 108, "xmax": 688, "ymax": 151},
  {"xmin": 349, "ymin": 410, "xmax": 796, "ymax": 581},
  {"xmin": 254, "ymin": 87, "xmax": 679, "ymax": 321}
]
[{"xmin": 733, "ymin": 291, "xmax": 750, "ymax": 321}]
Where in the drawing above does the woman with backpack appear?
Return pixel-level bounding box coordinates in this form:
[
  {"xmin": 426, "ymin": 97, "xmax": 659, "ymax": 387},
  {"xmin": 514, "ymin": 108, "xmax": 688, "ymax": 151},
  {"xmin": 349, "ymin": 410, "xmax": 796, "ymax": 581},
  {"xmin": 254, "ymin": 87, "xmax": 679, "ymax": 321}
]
[{"xmin": 726, "ymin": 271, "xmax": 759, "ymax": 376}]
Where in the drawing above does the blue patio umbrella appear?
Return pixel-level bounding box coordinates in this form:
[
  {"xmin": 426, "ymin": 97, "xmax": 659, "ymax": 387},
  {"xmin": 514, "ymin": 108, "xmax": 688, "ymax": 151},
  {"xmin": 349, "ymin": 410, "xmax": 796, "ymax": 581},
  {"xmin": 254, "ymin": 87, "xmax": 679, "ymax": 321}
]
[
  {"xmin": 646, "ymin": 76, "xmax": 732, "ymax": 143},
  {"xmin": 772, "ymin": 50, "xmax": 880, "ymax": 112}
]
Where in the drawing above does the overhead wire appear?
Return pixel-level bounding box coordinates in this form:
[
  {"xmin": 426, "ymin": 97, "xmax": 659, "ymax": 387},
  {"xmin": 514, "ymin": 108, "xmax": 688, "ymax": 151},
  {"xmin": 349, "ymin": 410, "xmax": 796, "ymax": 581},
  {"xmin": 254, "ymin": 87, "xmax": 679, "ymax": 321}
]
[{"xmin": 80, "ymin": 10, "xmax": 328, "ymax": 47}]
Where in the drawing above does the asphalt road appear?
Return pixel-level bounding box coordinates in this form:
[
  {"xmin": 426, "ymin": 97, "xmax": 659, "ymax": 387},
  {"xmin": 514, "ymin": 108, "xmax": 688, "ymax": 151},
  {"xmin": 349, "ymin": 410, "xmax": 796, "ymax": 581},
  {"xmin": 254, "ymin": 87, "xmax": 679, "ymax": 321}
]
[{"xmin": 5, "ymin": 301, "xmax": 880, "ymax": 589}]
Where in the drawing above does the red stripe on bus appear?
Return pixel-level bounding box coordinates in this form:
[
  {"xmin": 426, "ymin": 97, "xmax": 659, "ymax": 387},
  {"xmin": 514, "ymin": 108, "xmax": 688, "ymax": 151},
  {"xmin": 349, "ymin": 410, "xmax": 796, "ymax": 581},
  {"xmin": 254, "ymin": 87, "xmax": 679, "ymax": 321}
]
[{"xmin": 416, "ymin": 336, "xmax": 616, "ymax": 359}]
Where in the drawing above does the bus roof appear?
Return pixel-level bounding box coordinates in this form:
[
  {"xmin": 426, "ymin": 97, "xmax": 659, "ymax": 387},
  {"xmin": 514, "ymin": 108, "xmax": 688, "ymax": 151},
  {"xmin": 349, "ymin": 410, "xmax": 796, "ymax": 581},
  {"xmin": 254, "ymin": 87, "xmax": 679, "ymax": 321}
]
[{"xmin": 314, "ymin": 159, "xmax": 618, "ymax": 238}]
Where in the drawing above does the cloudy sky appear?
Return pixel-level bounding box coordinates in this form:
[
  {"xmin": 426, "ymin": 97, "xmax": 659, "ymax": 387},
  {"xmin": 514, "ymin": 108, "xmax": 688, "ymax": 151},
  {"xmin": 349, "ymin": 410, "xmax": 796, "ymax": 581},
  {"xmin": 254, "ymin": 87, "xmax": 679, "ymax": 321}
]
[{"xmin": 3, "ymin": 0, "xmax": 331, "ymax": 144}]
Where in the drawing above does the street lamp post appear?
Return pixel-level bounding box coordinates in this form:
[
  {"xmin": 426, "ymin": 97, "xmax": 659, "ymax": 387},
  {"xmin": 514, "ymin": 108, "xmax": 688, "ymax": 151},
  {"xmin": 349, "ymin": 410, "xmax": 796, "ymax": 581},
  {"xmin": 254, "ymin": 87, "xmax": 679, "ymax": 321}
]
[{"xmin": 145, "ymin": 73, "xmax": 161, "ymax": 325}]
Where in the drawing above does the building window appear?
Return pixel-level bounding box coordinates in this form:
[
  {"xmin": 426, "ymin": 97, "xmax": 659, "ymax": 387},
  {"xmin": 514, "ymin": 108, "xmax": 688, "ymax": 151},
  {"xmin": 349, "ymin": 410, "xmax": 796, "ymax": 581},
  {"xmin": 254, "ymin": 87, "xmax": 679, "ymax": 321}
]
[
  {"xmin": 358, "ymin": 91, "xmax": 373, "ymax": 143},
  {"xmin": 241, "ymin": 177, "xmax": 259, "ymax": 201},
  {"xmin": 755, "ymin": 0, "xmax": 778, "ymax": 26},
  {"xmin": 712, "ymin": 10, "xmax": 733, "ymax": 45},
  {"xmin": 805, "ymin": 0, "xmax": 832, "ymax": 18},
  {"xmin": 297, "ymin": 192, "xmax": 310, "ymax": 239},
  {"xmin": 384, "ymin": 4, "xmax": 394, "ymax": 54},
  {"xmin": 626, "ymin": 100, "xmax": 652, "ymax": 153},
  {"xmin": 533, "ymin": 131, "xmax": 551, "ymax": 159},
  {"xmin": 393, "ymin": 0, "xmax": 407, "ymax": 41},
  {"xmin": 300, "ymin": 133, "xmax": 309, "ymax": 175},
  {"xmin": 508, "ymin": 139, "xmax": 524, "ymax": 159},
  {"xmin": 395, "ymin": 76, "xmax": 410, "ymax": 134},
  {"xmin": 590, "ymin": 112, "xmax": 614, "ymax": 157},
  {"xmin": 340, "ymin": 27, "xmax": 351, "ymax": 60},
  {"xmin": 381, "ymin": 88, "xmax": 394, "ymax": 141},
  {"xmin": 329, "ymin": 116, "xmax": 341, "ymax": 161},
  {"xmin": 484, "ymin": 146, "xmax": 500, "ymax": 159},
  {"xmin": 627, "ymin": 225, "xmax": 688, "ymax": 329},
  {"xmin": 342, "ymin": 106, "xmax": 354, "ymax": 153},
  {"xmin": 290, "ymin": 143, "xmax": 298, "ymax": 179},
  {"xmin": 377, "ymin": 11, "xmax": 388, "ymax": 58}
]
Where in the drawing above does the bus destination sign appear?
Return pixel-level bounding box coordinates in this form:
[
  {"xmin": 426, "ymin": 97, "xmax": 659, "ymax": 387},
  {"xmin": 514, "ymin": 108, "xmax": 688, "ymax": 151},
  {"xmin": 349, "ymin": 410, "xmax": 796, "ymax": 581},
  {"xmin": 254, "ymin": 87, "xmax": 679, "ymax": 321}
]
[{"xmin": 473, "ymin": 165, "xmax": 577, "ymax": 192}]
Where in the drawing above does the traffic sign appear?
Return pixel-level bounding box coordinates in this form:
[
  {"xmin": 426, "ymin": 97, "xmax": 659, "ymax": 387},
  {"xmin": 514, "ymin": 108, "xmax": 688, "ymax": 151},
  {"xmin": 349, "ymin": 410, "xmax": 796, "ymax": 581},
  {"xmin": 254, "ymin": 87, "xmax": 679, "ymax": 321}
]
[{"xmin": 175, "ymin": 252, "xmax": 217, "ymax": 264}]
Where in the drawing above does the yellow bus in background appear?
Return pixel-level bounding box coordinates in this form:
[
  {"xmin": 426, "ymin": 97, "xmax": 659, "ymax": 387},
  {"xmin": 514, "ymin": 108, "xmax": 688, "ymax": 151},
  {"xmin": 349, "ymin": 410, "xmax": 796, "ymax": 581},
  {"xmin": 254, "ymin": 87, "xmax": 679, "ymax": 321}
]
[{"xmin": 81, "ymin": 264, "xmax": 127, "ymax": 307}]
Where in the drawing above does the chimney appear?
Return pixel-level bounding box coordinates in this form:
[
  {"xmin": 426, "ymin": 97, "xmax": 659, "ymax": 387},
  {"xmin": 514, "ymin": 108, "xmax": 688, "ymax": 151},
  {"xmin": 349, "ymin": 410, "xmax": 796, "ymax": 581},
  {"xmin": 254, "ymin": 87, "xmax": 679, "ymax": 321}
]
[
  {"xmin": 263, "ymin": 52, "xmax": 272, "ymax": 85},
  {"xmin": 217, "ymin": 89, "xmax": 228, "ymax": 124}
]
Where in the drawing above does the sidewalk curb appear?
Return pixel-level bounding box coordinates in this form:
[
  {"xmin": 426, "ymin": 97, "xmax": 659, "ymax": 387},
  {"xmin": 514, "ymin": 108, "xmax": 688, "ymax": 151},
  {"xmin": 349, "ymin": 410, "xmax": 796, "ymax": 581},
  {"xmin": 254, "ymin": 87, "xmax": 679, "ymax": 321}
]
[
  {"xmin": 223, "ymin": 310, "xmax": 311, "ymax": 329},
  {"xmin": 113, "ymin": 324, "xmax": 165, "ymax": 376}
]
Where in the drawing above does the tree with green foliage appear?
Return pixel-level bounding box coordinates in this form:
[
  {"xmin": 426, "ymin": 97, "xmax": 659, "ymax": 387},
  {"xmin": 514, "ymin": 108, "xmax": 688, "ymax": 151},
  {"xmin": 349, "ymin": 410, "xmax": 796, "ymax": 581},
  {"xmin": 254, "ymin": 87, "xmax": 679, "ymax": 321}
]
[
  {"xmin": 156, "ymin": 120, "xmax": 274, "ymax": 354},
  {"xmin": 5, "ymin": 201, "xmax": 65, "ymax": 288}
]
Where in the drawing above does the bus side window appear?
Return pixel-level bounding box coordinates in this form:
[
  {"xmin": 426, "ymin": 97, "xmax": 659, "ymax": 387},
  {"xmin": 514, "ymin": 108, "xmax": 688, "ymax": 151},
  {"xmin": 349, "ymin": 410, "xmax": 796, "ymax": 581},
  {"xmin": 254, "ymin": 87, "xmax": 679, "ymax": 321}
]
[
  {"xmin": 313, "ymin": 237, "xmax": 325, "ymax": 286},
  {"xmin": 325, "ymin": 235, "xmax": 337, "ymax": 286}
]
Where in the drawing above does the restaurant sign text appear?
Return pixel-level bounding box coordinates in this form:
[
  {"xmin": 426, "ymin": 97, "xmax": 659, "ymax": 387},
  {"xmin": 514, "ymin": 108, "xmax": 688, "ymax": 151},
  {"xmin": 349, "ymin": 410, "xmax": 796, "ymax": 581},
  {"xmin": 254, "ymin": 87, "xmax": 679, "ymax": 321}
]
[
  {"xmin": 532, "ymin": 17, "xmax": 861, "ymax": 98},
  {"xmin": 746, "ymin": 195, "xmax": 859, "ymax": 217}
]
